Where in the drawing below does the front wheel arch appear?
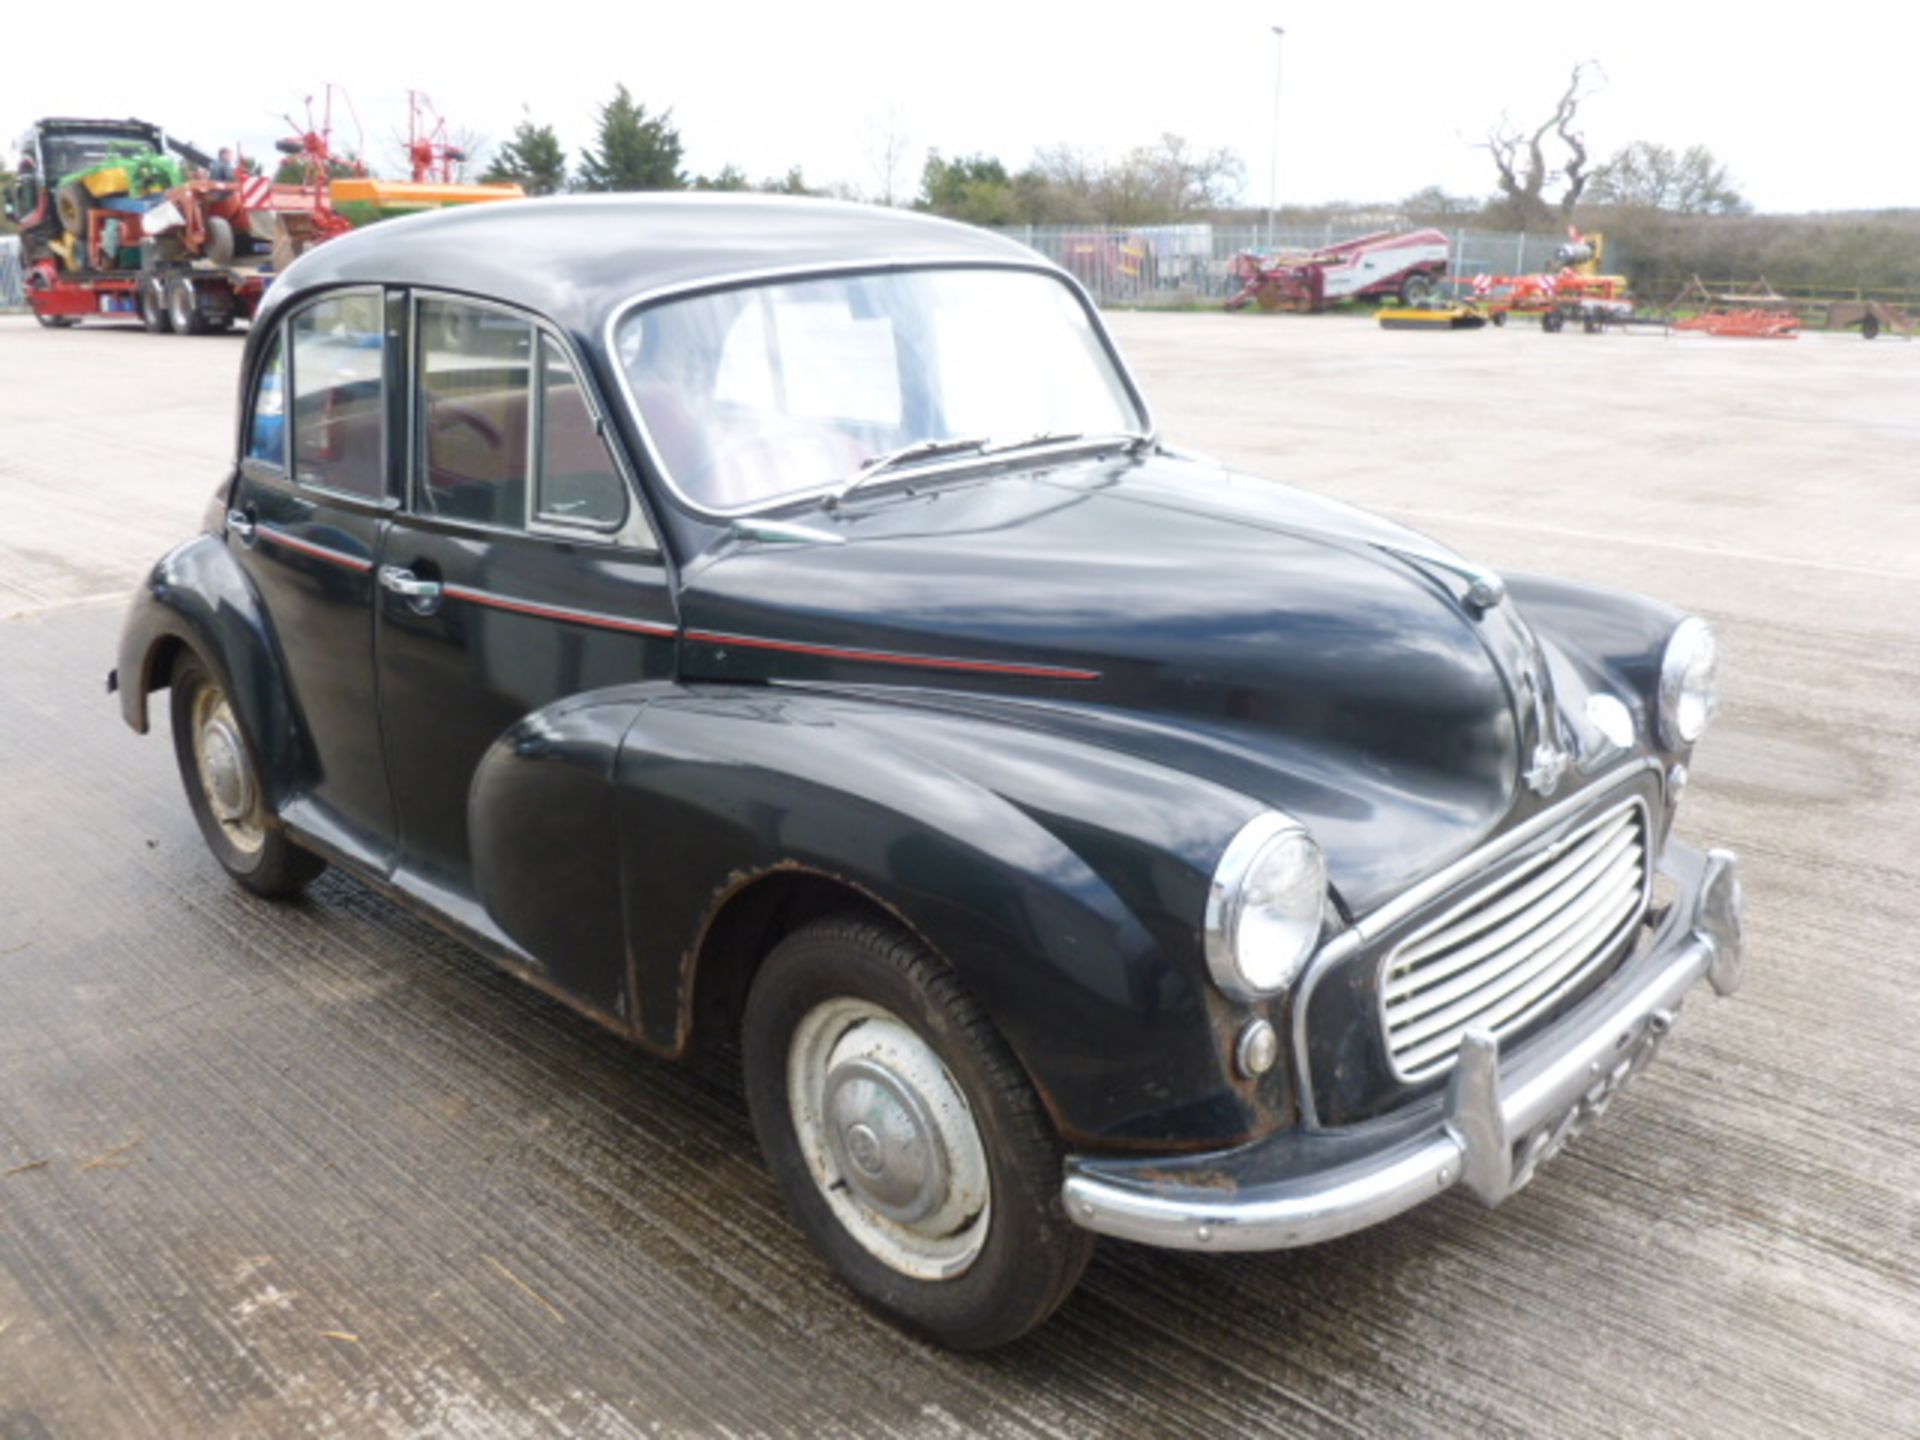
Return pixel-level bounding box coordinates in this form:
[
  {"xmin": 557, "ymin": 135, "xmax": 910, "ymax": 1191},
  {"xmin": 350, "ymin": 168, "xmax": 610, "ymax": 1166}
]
[{"xmin": 688, "ymin": 867, "xmax": 935, "ymax": 1055}]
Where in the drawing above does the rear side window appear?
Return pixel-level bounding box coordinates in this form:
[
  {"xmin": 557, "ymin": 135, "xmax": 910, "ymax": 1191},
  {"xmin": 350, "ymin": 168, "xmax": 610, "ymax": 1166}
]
[
  {"xmin": 290, "ymin": 292, "xmax": 387, "ymax": 499},
  {"xmin": 536, "ymin": 338, "xmax": 626, "ymax": 529},
  {"xmin": 416, "ymin": 298, "xmax": 533, "ymax": 529},
  {"xmin": 247, "ymin": 332, "xmax": 286, "ymax": 468}
]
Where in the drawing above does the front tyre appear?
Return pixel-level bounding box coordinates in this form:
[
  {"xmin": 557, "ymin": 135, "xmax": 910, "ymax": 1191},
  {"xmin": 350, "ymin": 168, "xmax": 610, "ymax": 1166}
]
[
  {"xmin": 743, "ymin": 915, "xmax": 1092, "ymax": 1349},
  {"xmin": 168, "ymin": 654, "xmax": 325, "ymax": 898}
]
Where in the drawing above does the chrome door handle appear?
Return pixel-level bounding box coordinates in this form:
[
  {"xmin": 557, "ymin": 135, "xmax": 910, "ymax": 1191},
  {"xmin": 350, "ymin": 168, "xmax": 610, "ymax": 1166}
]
[
  {"xmin": 378, "ymin": 565, "xmax": 443, "ymax": 610},
  {"xmin": 226, "ymin": 510, "xmax": 256, "ymax": 544},
  {"xmin": 378, "ymin": 565, "xmax": 439, "ymax": 597}
]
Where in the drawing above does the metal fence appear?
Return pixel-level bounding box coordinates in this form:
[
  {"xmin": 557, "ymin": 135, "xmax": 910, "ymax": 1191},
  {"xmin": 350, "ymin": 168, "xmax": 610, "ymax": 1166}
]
[
  {"xmin": 0, "ymin": 238, "xmax": 23, "ymax": 311},
  {"xmin": 990, "ymin": 223, "xmax": 1576, "ymax": 307}
]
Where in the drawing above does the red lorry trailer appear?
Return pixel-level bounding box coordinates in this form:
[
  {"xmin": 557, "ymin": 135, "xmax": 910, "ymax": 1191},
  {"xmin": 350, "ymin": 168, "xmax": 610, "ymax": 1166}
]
[{"xmin": 6, "ymin": 114, "xmax": 347, "ymax": 333}]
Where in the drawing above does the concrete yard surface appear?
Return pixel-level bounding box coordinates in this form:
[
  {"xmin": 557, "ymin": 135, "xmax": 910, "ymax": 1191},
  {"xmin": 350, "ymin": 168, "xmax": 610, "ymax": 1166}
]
[{"xmin": 0, "ymin": 310, "xmax": 1916, "ymax": 1437}]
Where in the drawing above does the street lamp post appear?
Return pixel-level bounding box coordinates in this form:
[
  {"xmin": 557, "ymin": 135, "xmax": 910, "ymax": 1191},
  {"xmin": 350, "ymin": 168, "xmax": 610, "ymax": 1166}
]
[{"xmin": 1266, "ymin": 24, "xmax": 1284, "ymax": 253}]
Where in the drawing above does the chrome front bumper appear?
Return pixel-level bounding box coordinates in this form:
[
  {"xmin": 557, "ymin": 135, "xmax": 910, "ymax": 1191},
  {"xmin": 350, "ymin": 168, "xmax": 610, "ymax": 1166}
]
[{"xmin": 1062, "ymin": 843, "xmax": 1743, "ymax": 1252}]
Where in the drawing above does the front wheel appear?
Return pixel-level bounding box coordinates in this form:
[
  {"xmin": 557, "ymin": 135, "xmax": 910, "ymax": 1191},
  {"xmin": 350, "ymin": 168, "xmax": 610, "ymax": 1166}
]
[
  {"xmin": 169, "ymin": 654, "xmax": 325, "ymax": 897},
  {"xmin": 743, "ymin": 915, "xmax": 1092, "ymax": 1349}
]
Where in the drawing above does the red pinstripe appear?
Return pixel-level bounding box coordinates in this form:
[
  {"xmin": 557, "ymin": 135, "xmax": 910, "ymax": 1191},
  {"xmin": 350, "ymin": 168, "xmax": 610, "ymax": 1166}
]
[
  {"xmin": 257, "ymin": 526, "xmax": 373, "ymax": 572},
  {"xmin": 684, "ymin": 628, "xmax": 1100, "ymax": 681},
  {"xmin": 440, "ymin": 584, "xmax": 677, "ymax": 638}
]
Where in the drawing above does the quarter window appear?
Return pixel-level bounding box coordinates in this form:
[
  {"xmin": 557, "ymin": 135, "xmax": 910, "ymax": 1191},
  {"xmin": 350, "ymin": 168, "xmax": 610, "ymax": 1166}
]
[
  {"xmin": 416, "ymin": 298, "xmax": 533, "ymax": 529},
  {"xmin": 290, "ymin": 292, "xmax": 386, "ymax": 499},
  {"xmin": 247, "ymin": 331, "xmax": 286, "ymax": 468},
  {"xmin": 536, "ymin": 338, "xmax": 626, "ymax": 529}
]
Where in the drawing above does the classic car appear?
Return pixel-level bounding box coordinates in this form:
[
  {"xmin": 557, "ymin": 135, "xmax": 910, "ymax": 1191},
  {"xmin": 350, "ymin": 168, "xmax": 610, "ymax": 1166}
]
[{"xmin": 112, "ymin": 194, "xmax": 1742, "ymax": 1350}]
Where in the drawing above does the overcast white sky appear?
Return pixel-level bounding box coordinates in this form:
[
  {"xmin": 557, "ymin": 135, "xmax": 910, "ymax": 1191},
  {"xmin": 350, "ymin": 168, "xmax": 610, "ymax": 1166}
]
[{"xmin": 7, "ymin": 1, "xmax": 1910, "ymax": 215}]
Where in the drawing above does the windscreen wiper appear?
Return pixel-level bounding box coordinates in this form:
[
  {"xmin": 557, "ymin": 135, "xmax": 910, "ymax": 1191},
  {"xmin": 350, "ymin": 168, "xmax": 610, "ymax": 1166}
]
[
  {"xmin": 827, "ymin": 435, "xmax": 992, "ymax": 508},
  {"xmin": 825, "ymin": 430, "xmax": 1148, "ymax": 509},
  {"xmin": 983, "ymin": 429, "xmax": 1152, "ymax": 458}
]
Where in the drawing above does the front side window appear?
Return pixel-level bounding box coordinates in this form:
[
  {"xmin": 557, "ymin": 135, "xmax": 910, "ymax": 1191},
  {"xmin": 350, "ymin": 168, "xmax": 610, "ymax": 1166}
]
[
  {"xmin": 291, "ymin": 292, "xmax": 386, "ymax": 499},
  {"xmin": 416, "ymin": 298, "xmax": 533, "ymax": 529},
  {"xmin": 616, "ymin": 268, "xmax": 1145, "ymax": 514}
]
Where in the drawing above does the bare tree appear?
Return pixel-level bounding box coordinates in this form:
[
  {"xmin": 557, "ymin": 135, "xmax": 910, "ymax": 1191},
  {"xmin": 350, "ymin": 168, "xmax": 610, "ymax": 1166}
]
[
  {"xmin": 863, "ymin": 108, "xmax": 912, "ymax": 207},
  {"xmin": 1481, "ymin": 62, "xmax": 1601, "ymax": 230}
]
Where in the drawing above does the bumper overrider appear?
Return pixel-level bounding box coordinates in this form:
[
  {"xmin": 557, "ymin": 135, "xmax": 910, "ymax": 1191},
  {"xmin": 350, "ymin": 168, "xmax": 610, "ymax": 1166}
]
[{"xmin": 1062, "ymin": 841, "xmax": 1743, "ymax": 1251}]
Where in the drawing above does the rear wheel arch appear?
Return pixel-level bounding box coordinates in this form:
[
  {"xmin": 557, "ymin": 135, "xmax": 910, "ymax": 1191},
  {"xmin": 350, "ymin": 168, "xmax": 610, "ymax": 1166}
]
[
  {"xmin": 124, "ymin": 632, "xmax": 188, "ymax": 732},
  {"xmin": 118, "ymin": 550, "xmax": 312, "ymax": 797}
]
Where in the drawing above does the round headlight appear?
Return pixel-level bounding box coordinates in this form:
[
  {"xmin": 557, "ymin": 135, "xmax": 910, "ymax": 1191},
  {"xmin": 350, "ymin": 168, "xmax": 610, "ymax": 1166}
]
[
  {"xmin": 1205, "ymin": 814, "xmax": 1326, "ymax": 1000},
  {"xmin": 1659, "ymin": 617, "xmax": 1721, "ymax": 748}
]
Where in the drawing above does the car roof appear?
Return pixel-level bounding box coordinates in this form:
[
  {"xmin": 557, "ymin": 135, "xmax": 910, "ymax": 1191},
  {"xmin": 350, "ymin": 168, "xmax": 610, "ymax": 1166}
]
[{"xmin": 258, "ymin": 193, "xmax": 1046, "ymax": 339}]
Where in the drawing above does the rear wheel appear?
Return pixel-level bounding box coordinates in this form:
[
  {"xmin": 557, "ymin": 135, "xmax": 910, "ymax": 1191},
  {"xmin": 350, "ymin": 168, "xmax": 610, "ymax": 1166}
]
[
  {"xmin": 1399, "ymin": 273, "xmax": 1435, "ymax": 305},
  {"xmin": 166, "ymin": 274, "xmax": 208, "ymax": 335},
  {"xmin": 169, "ymin": 654, "xmax": 325, "ymax": 897},
  {"xmin": 1861, "ymin": 312, "xmax": 1881, "ymax": 340},
  {"xmin": 139, "ymin": 273, "xmax": 173, "ymax": 334},
  {"xmin": 743, "ymin": 915, "xmax": 1092, "ymax": 1349}
]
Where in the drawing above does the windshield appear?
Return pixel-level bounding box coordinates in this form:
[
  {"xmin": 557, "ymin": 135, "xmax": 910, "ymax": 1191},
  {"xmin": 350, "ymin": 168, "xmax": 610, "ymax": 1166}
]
[
  {"xmin": 615, "ymin": 267, "xmax": 1145, "ymax": 514},
  {"xmin": 41, "ymin": 128, "xmax": 162, "ymax": 180}
]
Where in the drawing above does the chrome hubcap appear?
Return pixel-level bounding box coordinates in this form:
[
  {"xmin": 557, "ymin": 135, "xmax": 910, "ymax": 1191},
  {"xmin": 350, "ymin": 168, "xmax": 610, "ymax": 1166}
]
[
  {"xmin": 199, "ymin": 716, "xmax": 250, "ymax": 820},
  {"xmin": 789, "ymin": 999, "xmax": 991, "ymax": 1280},
  {"xmin": 823, "ymin": 1056, "xmax": 951, "ymax": 1224},
  {"xmin": 192, "ymin": 687, "xmax": 264, "ymax": 855}
]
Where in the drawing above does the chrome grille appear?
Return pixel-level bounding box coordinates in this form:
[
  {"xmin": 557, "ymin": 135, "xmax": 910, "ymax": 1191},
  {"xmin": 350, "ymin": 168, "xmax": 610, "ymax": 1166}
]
[{"xmin": 1380, "ymin": 800, "xmax": 1651, "ymax": 1082}]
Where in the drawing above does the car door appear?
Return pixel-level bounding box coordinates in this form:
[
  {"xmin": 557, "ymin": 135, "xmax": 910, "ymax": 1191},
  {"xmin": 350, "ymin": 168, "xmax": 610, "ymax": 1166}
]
[
  {"xmin": 374, "ymin": 292, "xmax": 677, "ymax": 1010},
  {"xmin": 228, "ymin": 287, "xmax": 398, "ymax": 865}
]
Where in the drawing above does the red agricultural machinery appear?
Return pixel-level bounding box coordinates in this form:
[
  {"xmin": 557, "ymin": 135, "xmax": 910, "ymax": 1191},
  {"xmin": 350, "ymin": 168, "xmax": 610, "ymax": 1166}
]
[
  {"xmin": 1225, "ymin": 228, "xmax": 1451, "ymax": 312},
  {"xmin": 7, "ymin": 88, "xmax": 517, "ymax": 335},
  {"xmin": 405, "ymin": 91, "xmax": 468, "ymax": 184},
  {"xmin": 1466, "ymin": 230, "xmax": 1644, "ymax": 333}
]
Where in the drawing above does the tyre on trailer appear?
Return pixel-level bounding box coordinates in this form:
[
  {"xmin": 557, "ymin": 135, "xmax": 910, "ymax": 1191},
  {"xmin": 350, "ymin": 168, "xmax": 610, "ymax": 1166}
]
[
  {"xmin": 1399, "ymin": 272, "xmax": 1435, "ymax": 306},
  {"xmin": 55, "ymin": 179, "xmax": 94, "ymax": 237},
  {"xmin": 1861, "ymin": 312, "xmax": 1881, "ymax": 340},
  {"xmin": 168, "ymin": 653, "xmax": 327, "ymax": 897},
  {"xmin": 1490, "ymin": 310, "xmax": 1507, "ymax": 327},
  {"xmin": 204, "ymin": 215, "xmax": 236, "ymax": 268},
  {"xmin": 1542, "ymin": 309, "xmax": 1565, "ymax": 334},
  {"xmin": 742, "ymin": 914, "xmax": 1093, "ymax": 1350},
  {"xmin": 139, "ymin": 272, "xmax": 174, "ymax": 333},
  {"xmin": 166, "ymin": 273, "xmax": 209, "ymax": 335}
]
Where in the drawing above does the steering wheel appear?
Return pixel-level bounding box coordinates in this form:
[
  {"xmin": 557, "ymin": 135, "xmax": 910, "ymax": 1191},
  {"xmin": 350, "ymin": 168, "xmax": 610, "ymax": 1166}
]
[{"xmin": 429, "ymin": 400, "xmax": 504, "ymax": 449}]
